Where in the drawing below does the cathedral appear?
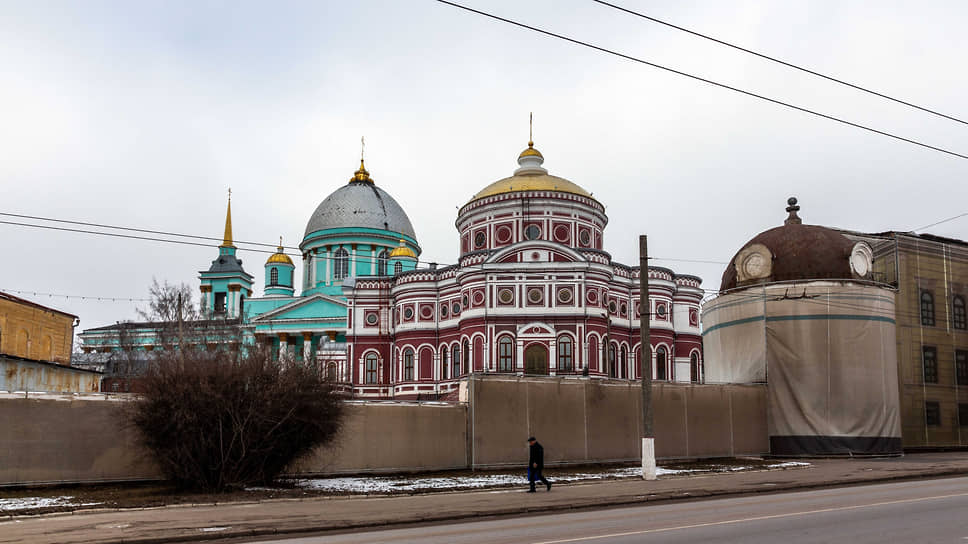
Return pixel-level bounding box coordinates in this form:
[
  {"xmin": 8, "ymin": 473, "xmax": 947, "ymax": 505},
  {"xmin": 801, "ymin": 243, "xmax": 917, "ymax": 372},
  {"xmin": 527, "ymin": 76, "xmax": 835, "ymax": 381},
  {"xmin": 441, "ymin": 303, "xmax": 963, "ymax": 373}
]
[{"xmin": 82, "ymin": 136, "xmax": 705, "ymax": 399}]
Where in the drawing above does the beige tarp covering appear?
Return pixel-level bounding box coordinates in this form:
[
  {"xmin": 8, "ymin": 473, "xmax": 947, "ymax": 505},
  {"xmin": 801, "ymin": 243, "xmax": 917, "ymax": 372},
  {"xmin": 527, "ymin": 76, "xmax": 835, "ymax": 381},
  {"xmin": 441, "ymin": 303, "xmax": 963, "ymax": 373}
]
[
  {"xmin": 704, "ymin": 282, "xmax": 902, "ymax": 455},
  {"xmin": 702, "ymin": 288, "xmax": 768, "ymax": 383}
]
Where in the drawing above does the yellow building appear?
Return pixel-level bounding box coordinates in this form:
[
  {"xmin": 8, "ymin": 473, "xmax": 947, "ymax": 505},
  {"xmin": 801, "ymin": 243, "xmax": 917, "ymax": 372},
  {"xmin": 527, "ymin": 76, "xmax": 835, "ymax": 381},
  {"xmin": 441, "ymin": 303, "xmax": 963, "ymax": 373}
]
[
  {"xmin": 0, "ymin": 291, "xmax": 78, "ymax": 365},
  {"xmin": 851, "ymin": 232, "xmax": 968, "ymax": 448}
]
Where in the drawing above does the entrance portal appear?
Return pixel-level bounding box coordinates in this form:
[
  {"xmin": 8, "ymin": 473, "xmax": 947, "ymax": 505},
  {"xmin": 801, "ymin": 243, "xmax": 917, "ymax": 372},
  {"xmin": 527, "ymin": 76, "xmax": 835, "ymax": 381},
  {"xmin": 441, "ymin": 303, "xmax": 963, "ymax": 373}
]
[{"xmin": 524, "ymin": 344, "xmax": 549, "ymax": 375}]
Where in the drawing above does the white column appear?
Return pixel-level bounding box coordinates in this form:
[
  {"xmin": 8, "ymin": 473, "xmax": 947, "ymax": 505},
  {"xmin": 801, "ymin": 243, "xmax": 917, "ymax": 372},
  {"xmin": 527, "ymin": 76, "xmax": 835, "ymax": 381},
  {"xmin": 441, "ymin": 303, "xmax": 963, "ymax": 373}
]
[
  {"xmin": 516, "ymin": 340, "xmax": 524, "ymax": 371},
  {"xmin": 279, "ymin": 334, "xmax": 289, "ymax": 364},
  {"xmin": 303, "ymin": 333, "xmax": 312, "ymax": 363},
  {"xmin": 549, "ymin": 339, "xmax": 557, "ymax": 375}
]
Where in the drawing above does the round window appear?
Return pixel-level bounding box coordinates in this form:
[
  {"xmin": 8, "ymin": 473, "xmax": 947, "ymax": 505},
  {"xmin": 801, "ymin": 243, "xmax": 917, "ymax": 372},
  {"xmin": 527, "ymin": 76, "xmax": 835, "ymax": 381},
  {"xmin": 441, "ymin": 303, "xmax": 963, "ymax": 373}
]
[
  {"xmin": 365, "ymin": 313, "xmax": 378, "ymax": 325},
  {"xmin": 452, "ymin": 302, "xmax": 461, "ymax": 314},
  {"xmin": 579, "ymin": 229, "xmax": 591, "ymax": 246},
  {"xmin": 498, "ymin": 289, "xmax": 514, "ymax": 304},
  {"xmin": 404, "ymin": 307, "xmax": 414, "ymax": 320},
  {"xmin": 620, "ymin": 303, "xmax": 627, "ymax": 316},
  {"xmin": 524, "ymin": 224, "xmax": 541, "ymax": 240},
  {"xmin": 474, "ymin": 232, "xmax": 486, "ymax": 248},
  {"xmin": 557, "ymin": 288, "xmax": 572, "ymax": 303},
  {"xmin": 441, "ymin": 304, "xmax": 448, "ymax": 318},
  {"xmin": 657, "ymin": 304, "xmax": 667, "ymax": 318},
  {"xmin": 528, "ymin": 288, "xmax": 544, "ymax": 304},
  {"xmin": 462, "ymin": 295, "xmax": 469, "ymax": 307},
  {"xmin": 496, "ymin": 226, "xmax": 512, "ymax": 243},
  {"xmin": 608, "ymin": 301, "xmax": 617, "ymax": 313}
]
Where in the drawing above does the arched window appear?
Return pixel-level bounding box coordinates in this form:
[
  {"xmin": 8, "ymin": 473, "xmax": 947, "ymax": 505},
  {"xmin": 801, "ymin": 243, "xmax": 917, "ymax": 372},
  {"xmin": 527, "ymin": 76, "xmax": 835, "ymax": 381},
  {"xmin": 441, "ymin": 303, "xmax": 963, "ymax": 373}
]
[
  {"xmin": 334, "ymin": 248, "xmax": 349, "ymax": 280},
  {"xmin": 326, "ymin": 363, "xmax": 338, "ymax": 382},
  {"xmin": 953, "ymin": 296, "xmax": 966, "ymax": 330},
  {"xmin": 452, "ymin": 344, "xmax": 461, "ymax": 376},
  {"xmin": 365, "ymin": 353, "xmax": 379, "ymax": 384},
  {"xmin": 463, "ymin": 339, "xmax": 470, "ymax": 374},
  {"xmin": 403, "ymin": 348, "xmax": 414, "ymax": 381},
  {"xmin": 394, "ymin": 261, "xmax": 403, "ymax": 275},
  {"xmin": 656, "ymin": 346, "xmax": 668, "ymax": 380},
  {"xmin": 921, "ymin": 290, "xmax": 935, "ymax": 326},
  {"xmin": 608, "ymin": 343, "xmax": 617, "ymax": 378},
  {"xmin": 690, "ymin": 352, "xmax": 700, "ymax": 383},
  {"xmin": 498, "ymin": 336, "xmax": 514, "ymax": 372},
  {"xmin": 441, "ymin": 348, "xmax": 449, "ymax": 380},
  {"xmin": 377, "ymin": 249, "xmax": 389, "ymax": 276},
  {"xmin": 558, "ymin": 335, "xmax": 573, "ymax": 372},
  {"xmin": 620, "ymin": 346, "xmax": 628, "ymax": 379},
  {"xmin": 270, "ymin": 267, "xmax": 279, "ymax": 285}
]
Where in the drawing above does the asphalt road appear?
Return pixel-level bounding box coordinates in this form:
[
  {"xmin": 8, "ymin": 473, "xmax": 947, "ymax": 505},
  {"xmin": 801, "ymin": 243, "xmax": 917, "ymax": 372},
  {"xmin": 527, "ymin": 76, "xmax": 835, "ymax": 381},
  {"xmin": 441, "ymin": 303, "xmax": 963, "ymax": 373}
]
[{"xmin": 256, "ymin": 476, "xmax": 968, "ymax": 544}]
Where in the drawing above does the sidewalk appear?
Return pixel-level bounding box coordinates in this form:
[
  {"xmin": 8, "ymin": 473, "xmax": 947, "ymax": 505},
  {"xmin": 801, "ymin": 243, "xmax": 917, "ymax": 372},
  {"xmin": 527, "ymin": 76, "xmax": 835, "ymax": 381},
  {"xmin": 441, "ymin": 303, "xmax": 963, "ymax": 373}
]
[{"xmin": 3, "ymin": 452, "xmax": 968, "ymax": 544}]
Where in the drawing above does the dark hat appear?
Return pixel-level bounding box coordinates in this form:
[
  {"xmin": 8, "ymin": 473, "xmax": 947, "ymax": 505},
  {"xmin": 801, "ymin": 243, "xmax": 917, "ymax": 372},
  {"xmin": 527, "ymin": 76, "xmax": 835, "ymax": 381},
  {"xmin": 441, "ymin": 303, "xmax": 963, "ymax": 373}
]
[{"xmin": 527, "ymin": 436, "xmax": 536, "ymax": 442}]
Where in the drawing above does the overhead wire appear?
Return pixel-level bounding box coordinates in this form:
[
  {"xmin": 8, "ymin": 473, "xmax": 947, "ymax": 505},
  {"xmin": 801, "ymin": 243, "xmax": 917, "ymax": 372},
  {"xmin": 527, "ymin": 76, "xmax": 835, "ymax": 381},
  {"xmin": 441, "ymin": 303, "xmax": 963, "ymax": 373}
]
[
  {"xmin": 591, "ymin": 0, "xmax": 968, "ymax": 127},
  {"xmin": 434, "ymin": 0, "xmax": 968, "ymax": 161}
]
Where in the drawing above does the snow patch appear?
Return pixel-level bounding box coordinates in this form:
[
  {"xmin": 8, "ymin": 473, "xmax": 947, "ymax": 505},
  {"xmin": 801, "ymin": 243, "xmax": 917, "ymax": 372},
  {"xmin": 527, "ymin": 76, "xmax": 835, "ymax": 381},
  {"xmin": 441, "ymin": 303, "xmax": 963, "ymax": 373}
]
[
  {"xmin": 0, "ymin": 496, "xmax": 103, "ymax": 512},
  {"xmin": 291, "ymin": 463, "xmax": 810, "ymax": 494}
]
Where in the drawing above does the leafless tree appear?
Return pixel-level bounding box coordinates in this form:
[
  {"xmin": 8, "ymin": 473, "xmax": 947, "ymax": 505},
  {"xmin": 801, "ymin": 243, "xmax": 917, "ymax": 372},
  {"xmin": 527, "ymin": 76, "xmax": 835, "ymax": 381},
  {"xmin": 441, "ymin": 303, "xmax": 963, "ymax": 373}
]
[{"xmin": 122, "ymin": 345, "xmax": 344, "ymax": 491}]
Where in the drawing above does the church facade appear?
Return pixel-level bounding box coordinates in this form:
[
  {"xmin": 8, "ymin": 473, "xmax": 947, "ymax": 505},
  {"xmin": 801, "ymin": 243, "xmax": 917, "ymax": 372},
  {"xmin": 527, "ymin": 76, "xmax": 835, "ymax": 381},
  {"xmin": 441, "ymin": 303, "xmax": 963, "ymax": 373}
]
[{"xmin": 80, "ymin": 138, "xmax": 704, "ymax": 399}]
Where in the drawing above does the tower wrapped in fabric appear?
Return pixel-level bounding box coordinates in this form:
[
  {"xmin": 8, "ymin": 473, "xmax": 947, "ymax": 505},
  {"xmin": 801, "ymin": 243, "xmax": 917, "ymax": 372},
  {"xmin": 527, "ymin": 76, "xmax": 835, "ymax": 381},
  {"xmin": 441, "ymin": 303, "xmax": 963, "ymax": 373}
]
[{"xmin": 702, "ymin": 198, "xmax": 902, "ymax": 456}]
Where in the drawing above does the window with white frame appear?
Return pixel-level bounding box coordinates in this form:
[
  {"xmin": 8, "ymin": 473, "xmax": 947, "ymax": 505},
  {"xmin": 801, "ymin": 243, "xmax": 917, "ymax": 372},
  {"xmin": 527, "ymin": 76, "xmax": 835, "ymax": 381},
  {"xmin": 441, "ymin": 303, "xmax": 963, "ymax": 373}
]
[
  {"xmin": 403, "ymin": 348, "xmax": 414, "ymax": 381},
  {"xmin": 365, "ymin": 353, "xmax": 379, "ymax": 384},
  {"xmin": 558, "ymin": 335, "xmax": 573, "ymax": 372},
  {"xmin": 334, "ymin": 248, "xmax": 349, "ymax": 280},
  {"xmin": 498, "ymin": 336, "xmax": 514, "ymax": 372}
]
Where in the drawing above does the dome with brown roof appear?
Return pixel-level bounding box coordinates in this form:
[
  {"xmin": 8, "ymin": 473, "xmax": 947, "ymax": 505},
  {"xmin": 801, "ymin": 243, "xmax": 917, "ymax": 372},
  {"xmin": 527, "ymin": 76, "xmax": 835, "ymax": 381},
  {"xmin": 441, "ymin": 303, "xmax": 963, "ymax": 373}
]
[{"xmin": 720, "ymin": 198, "xmax": 872, "ymax": 291}]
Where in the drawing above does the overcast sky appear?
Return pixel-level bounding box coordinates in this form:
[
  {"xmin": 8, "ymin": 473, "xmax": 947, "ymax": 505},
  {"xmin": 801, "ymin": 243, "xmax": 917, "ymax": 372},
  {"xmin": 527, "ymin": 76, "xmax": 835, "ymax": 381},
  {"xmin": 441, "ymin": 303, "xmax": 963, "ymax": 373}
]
[{"xmin": 2, "ymin": 0, "xmax": 966, "ymax": 336}]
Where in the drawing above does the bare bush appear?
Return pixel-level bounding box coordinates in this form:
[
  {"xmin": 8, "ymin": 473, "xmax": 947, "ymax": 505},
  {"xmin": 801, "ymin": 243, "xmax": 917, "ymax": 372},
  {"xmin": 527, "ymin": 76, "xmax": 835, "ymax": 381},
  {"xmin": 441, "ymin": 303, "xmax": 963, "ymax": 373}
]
[{"xmin": 123, "ymin": 347, "xmax": 343, "ymax": 491}]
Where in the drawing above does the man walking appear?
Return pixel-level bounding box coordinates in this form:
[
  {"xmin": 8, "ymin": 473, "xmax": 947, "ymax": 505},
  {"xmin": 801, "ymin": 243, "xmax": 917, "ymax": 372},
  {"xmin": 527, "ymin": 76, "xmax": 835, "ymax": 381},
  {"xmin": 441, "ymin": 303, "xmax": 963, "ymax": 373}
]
[{"xmin": 527, "ymin": 436, "xmax": 551, "ymax": 492}]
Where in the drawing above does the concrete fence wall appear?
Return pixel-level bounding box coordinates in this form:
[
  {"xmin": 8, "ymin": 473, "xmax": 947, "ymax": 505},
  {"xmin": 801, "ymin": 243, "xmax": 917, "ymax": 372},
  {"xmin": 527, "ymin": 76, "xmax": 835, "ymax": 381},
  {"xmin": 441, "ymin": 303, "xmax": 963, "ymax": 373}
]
[
  {"xmin": 469, "ymin": 376, "xmax": 768, "ymax": 468},
  {"xmin": 0, "ymin": 378, "xmax": 768, "ymax": 486}
]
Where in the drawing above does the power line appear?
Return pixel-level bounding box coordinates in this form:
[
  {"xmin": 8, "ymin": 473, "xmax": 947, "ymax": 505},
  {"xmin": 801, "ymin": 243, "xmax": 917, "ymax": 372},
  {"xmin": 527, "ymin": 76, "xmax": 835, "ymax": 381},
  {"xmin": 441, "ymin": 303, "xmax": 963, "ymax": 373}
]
[
  {"xmin": 591, "ymin": 0, "xmax": 968, "ymax": 127},
  {"xmin": 0, "ymin": 212, "xmax": 295, "ymax": 250},
  {"xmin": 434, "ymin": 0, "xmax": 968, "ymax": 161},
  {"xmin": 912, "ymin": 212, "xmax": 968, "ymax": 232},
  {"xmin": 1, "ymin": 287, "xmax": 150, "ymax": 303}
]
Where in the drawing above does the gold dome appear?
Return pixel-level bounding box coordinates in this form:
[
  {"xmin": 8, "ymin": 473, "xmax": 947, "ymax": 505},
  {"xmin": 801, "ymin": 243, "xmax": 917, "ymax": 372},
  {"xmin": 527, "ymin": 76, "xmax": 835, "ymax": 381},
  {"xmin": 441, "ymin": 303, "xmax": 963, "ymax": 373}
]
[
  {"xmin": 470, "ymin": 174, "xmax": 593, "ymax": 201},
  {"xmin": 266, "ymin": 239, "xmax": 294, "ymax": 266},
  {"xmin": 389, "ymin": 239, "xmax": 416, "ymax": 259},
  {"xmin": 518, "ymin": 141, "xmax": 543, "ymax": 160}
]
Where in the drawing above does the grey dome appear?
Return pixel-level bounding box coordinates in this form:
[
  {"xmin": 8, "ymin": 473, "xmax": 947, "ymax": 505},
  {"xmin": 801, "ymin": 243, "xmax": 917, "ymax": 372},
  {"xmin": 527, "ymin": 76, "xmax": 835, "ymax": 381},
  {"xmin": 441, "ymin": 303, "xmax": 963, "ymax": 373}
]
[{"xmin": 303, "ymin": 181, "xmax": 416, "ymax": 240}]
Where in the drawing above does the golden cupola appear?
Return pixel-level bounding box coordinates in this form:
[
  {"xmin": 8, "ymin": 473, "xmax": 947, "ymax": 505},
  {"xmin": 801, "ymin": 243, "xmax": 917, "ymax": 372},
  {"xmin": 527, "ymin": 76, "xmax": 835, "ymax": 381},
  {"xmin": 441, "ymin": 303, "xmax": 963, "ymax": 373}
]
[
  {"xmin": 266, "ymin": 238, "xmax": 294, "ymax": 266},
  {"xmin": 389, "ymin": 239, "xmax": 417, "ymax": 259}
]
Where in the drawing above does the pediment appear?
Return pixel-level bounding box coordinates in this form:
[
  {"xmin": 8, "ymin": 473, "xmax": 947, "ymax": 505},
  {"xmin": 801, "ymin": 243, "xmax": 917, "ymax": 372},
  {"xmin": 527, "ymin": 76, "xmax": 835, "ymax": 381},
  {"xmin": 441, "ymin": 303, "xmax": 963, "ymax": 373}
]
[
  {"xmin": 517, "ymin": 321, "xmax": 555, "ymax": 337},
  {"xmin": 251, "ymin": 294, "xmax": 347, "ymax": 322}
]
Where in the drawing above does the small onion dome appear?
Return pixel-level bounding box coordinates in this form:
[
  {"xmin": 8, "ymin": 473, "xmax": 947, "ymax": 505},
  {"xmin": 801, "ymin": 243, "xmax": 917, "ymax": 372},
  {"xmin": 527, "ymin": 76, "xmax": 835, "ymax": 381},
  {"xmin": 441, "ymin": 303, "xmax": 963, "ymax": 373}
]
[
  {"xmin": 349, "ymin": 159, "xmax": 373, "ymax": 183},
  {"xmin": 720, "ymin": 197, "xmax": 873, "ymax": 291},
  {"xmin": 518, "ymin": 140, "xmax": 544, "ymax": 160},
  {"xmin": 389, "ymin": 239, "xmax": 416, "ymax": 258},
  {"xmin": 266, "ymin": 240, "xmax": 294, "ymax": 266}
]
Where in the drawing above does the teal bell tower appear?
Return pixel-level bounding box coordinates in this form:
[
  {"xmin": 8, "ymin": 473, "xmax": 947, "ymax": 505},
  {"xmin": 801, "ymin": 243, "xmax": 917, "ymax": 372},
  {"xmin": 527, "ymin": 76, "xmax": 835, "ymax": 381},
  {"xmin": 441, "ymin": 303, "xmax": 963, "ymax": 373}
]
[
  {"xmin": 264, "ymin": 237, "xmax": 295, "ymax": 297},
  {"xmin": 199, "ymin": 191, "xmax": 254, "ymax": 319}
]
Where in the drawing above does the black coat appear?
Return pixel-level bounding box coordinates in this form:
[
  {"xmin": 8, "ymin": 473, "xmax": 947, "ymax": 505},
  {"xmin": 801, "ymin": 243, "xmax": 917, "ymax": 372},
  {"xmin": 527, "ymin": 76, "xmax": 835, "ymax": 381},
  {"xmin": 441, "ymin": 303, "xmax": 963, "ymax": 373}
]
[{"xmin": 529, "ymin": 441, "xmax": 544, "ymax": 470}]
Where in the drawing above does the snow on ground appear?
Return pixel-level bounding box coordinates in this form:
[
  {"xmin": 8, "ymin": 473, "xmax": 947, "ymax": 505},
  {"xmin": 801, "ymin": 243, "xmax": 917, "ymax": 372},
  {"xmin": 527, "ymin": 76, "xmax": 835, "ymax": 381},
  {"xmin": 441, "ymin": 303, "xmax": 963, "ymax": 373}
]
[
  {"xmin": 0, "ymin": 496, "xmax": 102, "ymax": 512},
  {"xmin": 293, "ymin": 462, "xmax": 810, "ymax": 494}
]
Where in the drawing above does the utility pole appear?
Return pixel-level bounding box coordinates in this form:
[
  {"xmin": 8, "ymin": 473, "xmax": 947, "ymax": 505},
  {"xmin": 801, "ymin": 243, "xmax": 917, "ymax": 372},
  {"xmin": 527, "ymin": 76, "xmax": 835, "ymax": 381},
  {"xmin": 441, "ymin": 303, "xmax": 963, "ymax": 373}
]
[
  {"xmin": 639, "ymin": 235, "xmax": 656, "ymax": 480},
  {"xmin": 177, "ymin": 292, "xmax": 185, "ymax": 359}
]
